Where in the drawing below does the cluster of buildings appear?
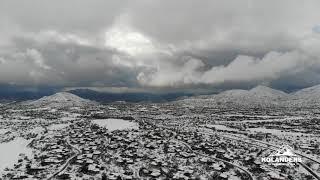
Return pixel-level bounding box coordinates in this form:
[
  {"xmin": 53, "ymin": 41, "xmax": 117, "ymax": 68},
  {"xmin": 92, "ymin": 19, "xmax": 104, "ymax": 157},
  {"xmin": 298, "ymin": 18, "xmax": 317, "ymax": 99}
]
[{"xmin": 0, "ymin": 102, "xmax": 320, "ymax": 179}]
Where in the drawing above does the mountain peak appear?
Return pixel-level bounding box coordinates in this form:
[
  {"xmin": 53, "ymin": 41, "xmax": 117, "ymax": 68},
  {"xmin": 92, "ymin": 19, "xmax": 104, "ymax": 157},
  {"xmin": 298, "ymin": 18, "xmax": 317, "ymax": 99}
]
[
  {"xmin": 180, "ymin": 85, "xmax": 289, "ymax": 107},
  {"xmin": 294, "ymin": 84, "xmax": 320, "ymax": 94},
  {"xmin": 250, "ymin": 85, "xmax": 287, "ymax": 96},
  {"xmin": 27, "ymin": 91, "xmax": 93, "ymax": 107},
  {"xmin": 250, "ymin": 85, "xmax": 273, "ymax": 91},
  {"xmin": 48, "ymin": 91, "xmax": 82, "ymax": 99}
]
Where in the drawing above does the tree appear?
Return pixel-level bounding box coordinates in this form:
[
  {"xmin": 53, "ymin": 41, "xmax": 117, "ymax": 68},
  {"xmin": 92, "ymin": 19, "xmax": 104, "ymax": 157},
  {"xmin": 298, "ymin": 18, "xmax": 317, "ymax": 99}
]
[{"xmin": 102, "ymin": 173, "xmax": 107, "ymax": 180}]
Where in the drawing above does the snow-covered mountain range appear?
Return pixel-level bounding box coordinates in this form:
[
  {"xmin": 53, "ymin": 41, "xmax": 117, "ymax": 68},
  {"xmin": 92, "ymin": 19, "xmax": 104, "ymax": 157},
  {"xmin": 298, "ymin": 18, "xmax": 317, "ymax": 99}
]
[
  {"xmin": 21, "ymin": 84, "xmax": 320, "ymax": 108},
  {"xmin": 27, "ymin": 92, "xmax": 94, "ymax": 107},
  {"xmin": 179, "ymin": 85, "xmax": 320, "ymax": 107}
]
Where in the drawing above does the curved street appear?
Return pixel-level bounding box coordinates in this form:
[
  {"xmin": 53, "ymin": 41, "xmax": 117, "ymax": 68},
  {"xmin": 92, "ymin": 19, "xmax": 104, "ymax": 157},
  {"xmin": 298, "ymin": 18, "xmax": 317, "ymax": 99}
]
[
  {"xmin": 174, "ymin": 139, "xmax": 255, "ymax": 180},
  {"xmin": 218, "ymin": 132, "xmax": 320, "ymax": 180},
  {"xmin": 46, "ymin": 138, "xmax": 81, "ymax": 180}
]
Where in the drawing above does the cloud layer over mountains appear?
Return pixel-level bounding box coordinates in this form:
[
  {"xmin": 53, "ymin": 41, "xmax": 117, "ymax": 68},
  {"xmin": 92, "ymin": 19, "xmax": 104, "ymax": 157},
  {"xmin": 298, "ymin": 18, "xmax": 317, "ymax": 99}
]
[{"xmin": 1, "ymin": 0, "xmax": 320, "ymax": 91}]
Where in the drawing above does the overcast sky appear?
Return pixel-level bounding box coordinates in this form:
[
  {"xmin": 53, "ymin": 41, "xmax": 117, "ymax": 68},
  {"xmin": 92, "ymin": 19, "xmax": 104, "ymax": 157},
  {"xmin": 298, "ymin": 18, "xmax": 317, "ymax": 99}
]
[{"xmin": 1, "ymin": 0, "xmax": 320, "ymax": 92}]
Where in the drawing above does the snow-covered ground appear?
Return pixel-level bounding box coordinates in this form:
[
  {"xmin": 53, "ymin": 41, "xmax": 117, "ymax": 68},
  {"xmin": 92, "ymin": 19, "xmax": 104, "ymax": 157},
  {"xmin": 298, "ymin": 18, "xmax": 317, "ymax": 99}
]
[
  {"xmin": 29, "ymin": 127, "xmax": 45, "ymax": 135},
  {"xmin": 0, "ymin": 138, "xmax": 32, "ymax": 175},
  {"xmin": 219, "ymin": 116, "xmax": 304, "ymax": 123},
  {"xmin": 0, "ymin": 129, "xmax": 9, "ymax": 135},
  {"xmin": 206, "ymin": 124, "xmax": 238, "ymax": 132},
  {"xmin": 248, "ymin": 127, "xmax": 310, "ymax": 136},
  {"xmin": 59, "ymin": 112, "xmax": 81, "ymax": 121},
  {"xmin": 92, "ymin": 119, "xmax": 138, "ymax": 131},
  {"xmin": 48, "ymin": 123, "xmax": 70, "ymax": 131}
]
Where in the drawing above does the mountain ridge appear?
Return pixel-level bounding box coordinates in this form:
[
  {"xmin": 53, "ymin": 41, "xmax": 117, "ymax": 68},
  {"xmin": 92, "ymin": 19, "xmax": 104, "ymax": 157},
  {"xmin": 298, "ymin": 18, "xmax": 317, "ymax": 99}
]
[
  {"xmin": 68, "ymin": 88, "xmax": 194, "ymax": 103},
  {"xmin": 179, "ymin": 85, "xmax": 320, "ymax": 107},
  {"xmin": 15, "ymin": 84, "xmax": 320, "ymax": 107}
]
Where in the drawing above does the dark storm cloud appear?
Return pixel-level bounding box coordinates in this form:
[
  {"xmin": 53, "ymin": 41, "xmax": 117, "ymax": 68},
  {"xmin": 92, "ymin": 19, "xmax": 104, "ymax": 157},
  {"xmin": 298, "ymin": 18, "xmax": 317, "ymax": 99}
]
[
  {"xmin": 1, "ymin": 0, "xmax": 320, "ymax": 91},
  {"xmin": 0, "ymin": 0, "xmax": 129, "ymax": 32},
  {"xmin": 0, "ymin": 33, "xmax": 140, "ymax": 86}
]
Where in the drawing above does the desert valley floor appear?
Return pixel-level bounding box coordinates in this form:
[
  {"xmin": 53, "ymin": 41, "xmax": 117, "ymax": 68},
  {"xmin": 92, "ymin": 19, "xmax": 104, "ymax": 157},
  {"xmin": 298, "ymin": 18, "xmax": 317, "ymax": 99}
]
[{"xmin": 0, "ymin": 86, "xmax": 320, "ymax": 180}]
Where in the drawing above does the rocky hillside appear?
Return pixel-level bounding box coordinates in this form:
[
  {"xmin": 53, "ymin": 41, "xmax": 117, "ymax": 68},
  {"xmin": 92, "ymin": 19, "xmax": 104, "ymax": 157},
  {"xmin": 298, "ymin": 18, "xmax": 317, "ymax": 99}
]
[
  {"xmin": 178, "ymin": 85, "xmax": 320, "ymax": 108},
  {"xmin": 27, "ymin": 92, "xmax": 94, "ymax": 107}
]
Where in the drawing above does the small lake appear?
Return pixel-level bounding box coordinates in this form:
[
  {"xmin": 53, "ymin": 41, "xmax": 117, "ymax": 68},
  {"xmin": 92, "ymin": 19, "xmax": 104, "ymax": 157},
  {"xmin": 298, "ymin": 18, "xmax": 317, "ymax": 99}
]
[
  {"xmin": 92, "ymin": 119, "xmax": 138, "ymax": 131},
  {"xmin": 0, "ymin": 138, "xmax": 32, "ymax": 175}
]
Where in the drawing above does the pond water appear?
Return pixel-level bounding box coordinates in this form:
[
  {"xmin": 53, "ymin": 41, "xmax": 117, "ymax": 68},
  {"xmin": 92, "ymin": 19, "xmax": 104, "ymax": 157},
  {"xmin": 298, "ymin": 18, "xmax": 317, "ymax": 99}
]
[
  {"xmin": 92, "ymin": 119, "xmax": 138, "ymax": 131},
  {"xmin": 0, "ymin": 138, "xmax": 32, "ymax": 175}
]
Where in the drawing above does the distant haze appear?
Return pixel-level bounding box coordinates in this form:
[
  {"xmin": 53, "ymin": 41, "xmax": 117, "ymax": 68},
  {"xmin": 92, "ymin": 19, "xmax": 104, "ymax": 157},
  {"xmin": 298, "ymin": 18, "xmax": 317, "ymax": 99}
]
[{"xmin": 1, "ymin": 1, "xmax": 320, "ymax": 93}]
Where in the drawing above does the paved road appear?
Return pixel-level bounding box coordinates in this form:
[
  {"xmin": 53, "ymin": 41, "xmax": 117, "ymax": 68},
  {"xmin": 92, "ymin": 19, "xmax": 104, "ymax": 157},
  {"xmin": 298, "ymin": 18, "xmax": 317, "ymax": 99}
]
[
  {"xmin": 46, "ymin": 139, "xmax": 81, "ymax": 180},
  {"xmin": 174, "ymin": 139, "xmax": 255, "ymax": 180},
  {"xmin": 225, "ymin": 133, "xmax": 320, "ymax": 167},
  {"xmin": 158, "ymin": 124, "xmax": 254, "ymax": 179},
  {"xmin": 218, "ymin": 133, "xmax": 320, "ymax": 180},
  {"xmin": 158, "ymin": 123, "xmax": 320, "ymax": 179}
]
